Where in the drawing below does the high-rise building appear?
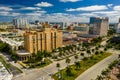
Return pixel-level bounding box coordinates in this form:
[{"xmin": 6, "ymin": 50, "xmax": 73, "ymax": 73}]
[
  {"xmin": 89, "ymin": 17, "xmax": 109, "ymax": 36},
  {"xmin": 116, "ymin": 18, "xmax": 120, "ymax": 33},
  {"xmin": 13, "ymin": 18, "xmax": 29, "ymax": 29},
  {"xmin": 24, "ymin": 27, "xmax": 62, "ymax": 53}
]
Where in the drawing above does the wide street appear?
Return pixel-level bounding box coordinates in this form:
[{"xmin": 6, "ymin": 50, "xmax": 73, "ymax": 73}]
[{"xmin": 75, "ymin": 49, "xmax": 119, "ymax": 80}]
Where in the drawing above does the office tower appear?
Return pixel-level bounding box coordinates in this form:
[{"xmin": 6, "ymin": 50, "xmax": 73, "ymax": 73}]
[
  {"xmin": 24, "ymin": 27, "xmax": 62, "ymax": 53},
  {"xmin": 89, "ymin": 17, "xmax": 109, "ymax": 36},
  {"xmin": 116, "ymin": 18, "xmax": 120, "ymax": 33},
  {"xmin": 13, "ymin": 18, "xmax": 29, "ymax": 29}
]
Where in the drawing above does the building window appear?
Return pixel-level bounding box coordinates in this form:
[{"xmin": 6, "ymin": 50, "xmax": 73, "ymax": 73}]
[
  {"xmin": 40, "ymin": 34, "xmax": 42, "ymax": 51},
  {"xmin": 45, "ymin": 33, "xmax": 47, "ymax": 50},
  {"xmin": 54, "ymin": 32, "xmax": 56, "ymax": 49},
  {"xmin": 32, "ymin": 36, "xmax": 36, "ymax": 53},
  {"xmin": 51, "ymin": 33, "xmax": 53, "ymax": 50}
]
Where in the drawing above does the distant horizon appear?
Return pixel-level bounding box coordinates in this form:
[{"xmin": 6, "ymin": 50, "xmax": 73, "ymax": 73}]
[{"xmin": 0, "ymin": 20, "xmax": 118, "ymax": 24}]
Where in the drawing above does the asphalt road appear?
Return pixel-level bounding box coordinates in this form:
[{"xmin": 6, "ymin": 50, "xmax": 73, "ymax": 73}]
[{"xmin": 75, "ymin": 50, "xmax": 119, "ymax": 80}]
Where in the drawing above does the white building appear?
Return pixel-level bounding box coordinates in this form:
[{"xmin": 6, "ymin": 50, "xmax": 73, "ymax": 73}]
[
  {"xmin": 116, "ymin": 18, "xmax": 120, "ymax": 33},
  {"xmin": 13, "ymin": 18, "xmax": 29, "ymax": 29},
  {"xmin": 0, "ymin": 37, "xmax": 23, "ymax": 50}
]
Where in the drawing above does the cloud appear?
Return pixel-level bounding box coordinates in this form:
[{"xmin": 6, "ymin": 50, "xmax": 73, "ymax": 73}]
[
  {"xmin": 20, "ymin": 7, "xmax": 41, "ymax": 10},
  {"xmin": 79, "ymin": 13, "xmax": 98, "ymax": 17},
  {"xmin": 107, "ymin": 4, "xmax": 113, "ymax": 7},
  {"xmin": 113, "ymin": 6, "xmax": 120, "ymax": 11},
  {"xmin": 26, "ymin": 10, "xmax": 47, "ymax": 16},
  {"xmin": 78, "ymin": 11, "xmax": 120, "ymax": 23},
  {"xmin": 25, "ymin": 11, "xmax": 46, "ymax": 17},
  {"xmin": 33, "ymin": 10, "xmax": 46, "ymax": 13},
  {"xmin": 11, "ymin": 13, "xmax": 21, "ymax": 16},
  {"xmin": 92, "ymin": 11, "xmax": 120, "ymax": 17},
  {"xmin": 92, "ymin": 11, "xmax": 118, "ymax": 14},
  {"xmin": 33, "ymin": 13, "xmax": 89, "ymax": 22},
  {"xmin": 60, "ymin": 0, "xmax": 81, "ymax": 2},
  {"xmin": 0, "ymin": 11, "xmax": 9, "ymax": 16},
  {"xmin": 0, "ymin": 11, "xmax": 20, "ymax": 16},
  {"xmin": 66, "ymin": 5, "xmax": 108, "ymax": 11},
  {"xmin": 35, "ymin": 2, "xmax": 53, "ymax": 7},
  {"xmin": 0, "ymin": 6, "xmax": 13, "ymax": 11},
  {"xmin": 25, "ymin": 13, "xmax": 42, "ymax": 16}
]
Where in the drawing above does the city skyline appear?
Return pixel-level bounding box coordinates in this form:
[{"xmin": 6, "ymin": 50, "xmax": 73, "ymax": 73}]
[{"xmin": 0, "ymin": 0, "xmax": 120, "ymax": 23}]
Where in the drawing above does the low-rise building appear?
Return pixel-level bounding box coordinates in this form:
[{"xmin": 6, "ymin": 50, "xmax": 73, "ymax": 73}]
[
  {"xmin": 74, "ymin": 24, "xmax": 89, "ymax": 35},
  {"xmin": 0, "ymin": 37, "xmax": 23, "ymax": 50},
  {"xmin": 0, "ymin": 24, "xmax": 13, "ymax": 29}
]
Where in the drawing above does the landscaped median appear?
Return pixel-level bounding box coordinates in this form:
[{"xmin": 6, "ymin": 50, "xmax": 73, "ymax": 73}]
[
  {"xmin": 0, "ymin": 55, "xmax": 10, "ymax": 73},
  {"xmin": 22, "ymin": 58, "xmax": 52, "ymax": 68},
  {"xmin": 0, "ymin": 55, "xmax": 23, "ymax": 74},
  {"xmin": 52, "ymin": 52, "xmax": 112, "ymax": 80}
]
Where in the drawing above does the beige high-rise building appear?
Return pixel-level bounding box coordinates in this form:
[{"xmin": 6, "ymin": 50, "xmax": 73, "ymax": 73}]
[{"xmin": 24, "ymin": 28, "xmax": 62, "ymax": 53}]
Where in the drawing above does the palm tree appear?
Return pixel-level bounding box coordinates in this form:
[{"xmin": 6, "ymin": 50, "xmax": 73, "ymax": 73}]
[
  {"xmin": 87, "ymin": 49, "xmax": 91, "ymax": 57},
  {"xmin": 96, "ymin": 75, "xmax": 103, "ymax": 80},
  {"xmin": 65, "ymin": 57, "xmax": 71, "ymax": 80},
  {"xmin": 92, "ymin": 49, "xmax": 95, "ymax": 53},
  {"xmin": 101, "ymin": 69, "xmax": 109, "ymax": 77},
  {"xmin": 56, "ymin": 62, "xmax": 60, "ymax": 71},
  {"xmin": 95, "ymin": 46, "xmax": 99, "ymax": 51},
  {"xmin": 66, "ymin": 46, "xmax": 70, "ymax": 53},
  {"xmin": 74, "ymin": 54, "xmax": 78, "ymax": 62},
  {"xmin": 118, "ymin": 54, "xmax": 120, "ymax": 60},
  {"xmin": 66, "ymin": 57, "xmax": 71, "ymax": 67},
  {"xmin": 59, "ymin": 51, "xmax": 63, "ymax": 57},
  {"xmin": 95, "ymin": 51, "xmax": 99, "ymax": 55},
  {"xmin": 80, "ymin": 53, "xmax": 84, "ymax": 59},
  {"xmin": 62, "ymin": 47, "xmax": 66, "ymax": 53},
  {"xmin": 104, "ymin": 47, "xmax": 107, "ymax": 51},
  {"xmin": 73, "ymin": 45, "xmax": 77, "ymax": 51},
  {"xmin": 66, "ymin": 67, "xmax": 72, "ymax": 77},
  {"xmin": 58, "ymin": 47, "xmax": 62, "ymax": 52},
  {"xmin": 31, "ymin": 52, "xmax": 37, "ymax": 62},
  {"xmin": 75, "ymin": 61, "xmax": 81, "ymax": 70},
  {"xmin": 56, "ymin": 62, "xmax": 61, "ymax": 78},
  {"xmin": 77, "ymin": 46, "xmax": 80, "ymax": 51}
]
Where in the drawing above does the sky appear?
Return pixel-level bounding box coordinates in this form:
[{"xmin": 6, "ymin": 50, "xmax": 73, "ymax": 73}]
[{"xmin": 0, "ymin": 0, "xmax": 120, "ymax": 23}]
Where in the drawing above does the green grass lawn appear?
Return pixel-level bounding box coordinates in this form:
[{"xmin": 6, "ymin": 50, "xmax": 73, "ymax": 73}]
[
  {"xmin": 52, "ymin": 52, "xmax": 112, "ymax": 80},
  {"xmin": 35, "ymin": 58, "xmax": 52, "ymax": 68},
  {"xmin": 23, "ymin": 58, "xmax": 52, "ymax": 68}
]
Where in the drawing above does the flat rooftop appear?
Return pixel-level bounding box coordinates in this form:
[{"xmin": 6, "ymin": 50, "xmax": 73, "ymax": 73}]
[
  {"xmin": 16, "ymin": 50, "xmax": 30, "ymax": 56},
  {"xmin": 0, "ymin": 37, "xmax": 23, "ymax": 46},
  {"xmin": 77, "ymin": 34, "xmax": 99, "ymax": 38}
]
